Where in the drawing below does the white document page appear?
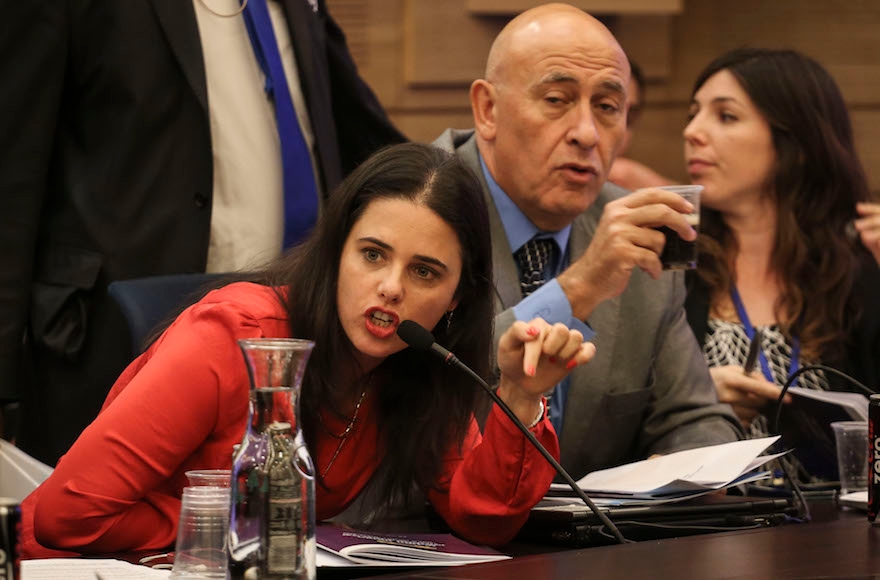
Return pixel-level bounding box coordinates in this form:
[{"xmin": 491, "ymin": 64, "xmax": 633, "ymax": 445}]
[
  {"xmin": 569, "ymin": 437, "xmax": 780, "ymax": 496},
  {"xmin": 22, "ymin": 558, "xmax": 171, "ymax": 580},
  {"xmin": 545, "ymin": 469, "xmax": 774, "ymax": 508}
]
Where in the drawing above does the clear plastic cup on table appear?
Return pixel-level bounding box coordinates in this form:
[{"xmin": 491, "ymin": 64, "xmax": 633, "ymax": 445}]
[
  {"xmin": 169, "ymin": 486, "xmax": 231, "ymax": 579},
  {"xmin": 185, "ymin": 469, "xmax": 232, "ymax": 489},
  {"xmin": 831, "ymin": 420, "xmax": 869, "ymax": 496}
]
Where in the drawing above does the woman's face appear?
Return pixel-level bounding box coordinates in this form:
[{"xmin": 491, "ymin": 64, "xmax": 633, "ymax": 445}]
[
  {"xmin": 683, "ymin": 69, "xmax": 777, "ymax": 213},
  {"xmin": 336, "ymin": 197, "xmax": 463, "ymax": 370}
]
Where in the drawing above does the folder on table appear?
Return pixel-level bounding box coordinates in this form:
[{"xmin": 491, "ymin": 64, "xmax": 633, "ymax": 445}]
[{"xmin": 520, "ymin": 494, "xmax": 797, "ymax": 547}]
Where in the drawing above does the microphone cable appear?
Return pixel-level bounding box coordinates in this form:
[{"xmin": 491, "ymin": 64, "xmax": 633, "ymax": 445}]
[
  {"xmin": 770, "ymin": 364, "xmax": 874, "ymax": 522},
  {"xmin": 397, "ymin": 320, "xmax": 629, "ymax": 545}
]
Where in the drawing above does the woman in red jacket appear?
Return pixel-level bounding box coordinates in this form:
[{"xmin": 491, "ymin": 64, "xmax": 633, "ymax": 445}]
[{"xmin": 21, "ymin": 143, "xmax": 595, "ymax": 557}]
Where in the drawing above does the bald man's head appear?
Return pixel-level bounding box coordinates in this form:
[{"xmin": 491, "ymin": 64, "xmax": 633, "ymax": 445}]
[
  {"xmin": 469, "ymin": 3, "xmax": 630, "ymax": 231},
  {"xmin": 485, "ymin": 4, "xmax": 623, "ymax": 84}
]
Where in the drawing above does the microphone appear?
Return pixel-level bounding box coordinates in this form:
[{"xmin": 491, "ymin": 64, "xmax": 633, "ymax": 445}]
[{"xmin": 397, "ymin": 320, "xmax": 627, "ymax": 545}]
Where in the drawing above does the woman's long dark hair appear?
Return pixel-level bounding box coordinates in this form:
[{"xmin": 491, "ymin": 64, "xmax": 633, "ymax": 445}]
[
  {"xmin": 692, "ymin": 48, "xmax": 873, "ymax": 361},
  {"xmin": 257, "ymin": 143, "xmax": 494, "ymax": 514}
]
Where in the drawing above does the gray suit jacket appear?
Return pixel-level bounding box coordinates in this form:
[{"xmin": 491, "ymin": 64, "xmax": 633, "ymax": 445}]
[{"xmin": 435, "ymin": 129, "xmax": 741, "ymax": 479}]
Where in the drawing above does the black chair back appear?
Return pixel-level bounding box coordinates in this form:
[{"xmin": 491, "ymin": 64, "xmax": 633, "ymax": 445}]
[{"xmin": 108, "ymin": 273, "xmax": 226, "ymax": 353}]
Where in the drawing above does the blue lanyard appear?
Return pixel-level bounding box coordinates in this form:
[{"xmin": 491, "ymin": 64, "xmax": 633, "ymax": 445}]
[{"xmin": 730, "ymin": 286, "xmax": 800, "ymax": 385}]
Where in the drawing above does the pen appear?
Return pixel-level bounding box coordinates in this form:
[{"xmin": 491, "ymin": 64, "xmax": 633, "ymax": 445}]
[{"xmin": 743, "ymin": 327, "xmax": 764, "ymax": 375}]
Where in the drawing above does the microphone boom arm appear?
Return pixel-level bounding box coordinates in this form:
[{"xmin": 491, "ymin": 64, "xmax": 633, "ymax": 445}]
[
  {"xmin": 438, "ymin": 350, "xmax": 628, "ymax": 545},
  {"xmin": 397, "ymin": 320, "xmax": 627, "ymax": 545}
]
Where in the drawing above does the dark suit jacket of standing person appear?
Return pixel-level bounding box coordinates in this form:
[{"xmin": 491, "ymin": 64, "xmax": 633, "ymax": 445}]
[
  {"xmin": 435, "ymin": 129, "xmax": 741, "ymax": 479},
  {"xmin": 0, "ymin": 0, "xmax": 406, "ymax": 464},
  {"xmin": 685, "ymin": 261, "xmax": 880, "ymax": 394}
]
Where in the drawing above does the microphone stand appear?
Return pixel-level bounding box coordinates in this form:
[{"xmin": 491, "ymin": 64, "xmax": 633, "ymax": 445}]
[
  {"xmin": 447, "ymin": 358, "xmax": 628, "ymax": 544},
  {"xmin": 395, "ymin": 317, "xmax": 628, "ymax": 545}
]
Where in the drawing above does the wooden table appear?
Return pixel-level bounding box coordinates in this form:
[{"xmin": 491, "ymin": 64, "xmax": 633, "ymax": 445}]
[{"xmin": 354, "ymin": 502, "xmax": 880, "ymax": 579}]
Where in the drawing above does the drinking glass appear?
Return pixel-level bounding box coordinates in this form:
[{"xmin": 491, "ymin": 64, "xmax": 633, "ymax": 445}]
[
  {"xmin": 169, "ymin": 486, "xmax": 230, "ymax": 579},
  {"xmin": 832, "ymin": 420, "xmax": 869, "ymax": 495},
  {"xmin": 185, "ymin": 469, "xmax": 231, "ymax": 489},
  {"xmin": 652, "ymin": 185, "xmax": 702, "ymax": 270}
]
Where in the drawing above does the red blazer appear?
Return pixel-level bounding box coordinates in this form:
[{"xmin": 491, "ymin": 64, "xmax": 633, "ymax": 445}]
[{"xmin": 20, "ymin": 283, "xmax": 557, "ymax": 557}]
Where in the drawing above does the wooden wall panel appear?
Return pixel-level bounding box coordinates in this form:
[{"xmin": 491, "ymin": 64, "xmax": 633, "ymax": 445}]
[
  {"xmin": 403, "ymin": 0, "xmax": 503, "ymax": 87},
  {"xmin": 853, "ymin": 111, "xmax": 880, "ymax": 196},
  {"xmin": 391, "ymin": 111, "xmax": 477, "ymax": 144},
  {"xmin": 613, "ymin": 16, "xmax": 673, "ymax": 80},
  {"xmin": 330, "ymin": 0, "xmax": 405, "ymax": 106},
  {"xmin": 465, "ymin": 0, "xmax": 682, "ymax": 16}
]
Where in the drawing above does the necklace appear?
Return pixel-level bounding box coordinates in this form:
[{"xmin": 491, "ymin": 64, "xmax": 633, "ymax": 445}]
[
  {"xmin": 321, "ymin": 388, "xmax": 368, "ymax": 478},
  {"xmin": 196, "ymin": 0, "xmax": 248, "ymax": 18}
]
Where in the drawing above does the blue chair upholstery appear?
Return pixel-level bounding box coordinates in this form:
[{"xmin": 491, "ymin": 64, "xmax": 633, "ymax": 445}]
[{"xmin": 107, "ymin": 273, "xmax": 226, "ymax": 353}]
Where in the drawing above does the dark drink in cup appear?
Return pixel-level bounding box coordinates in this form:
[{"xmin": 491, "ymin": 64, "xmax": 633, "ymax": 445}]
[
  {"xmin": 659, "ymin": 212, "xmax": 699, "ymax": 270},
  {"xmin": 654, "ymin": 185, "xmax": 701, "ymax": 270}
]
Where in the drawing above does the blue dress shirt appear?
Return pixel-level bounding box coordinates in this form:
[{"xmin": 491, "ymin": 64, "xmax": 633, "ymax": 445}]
[{"xmin": 479, "ymin": 155, "xmax": 595, "ymax": 434}]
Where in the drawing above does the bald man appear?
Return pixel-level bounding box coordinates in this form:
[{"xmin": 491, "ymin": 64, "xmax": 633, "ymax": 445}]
[{"xmin": 435, "ymin": 3, "xmax": 741, "ymax": 478}]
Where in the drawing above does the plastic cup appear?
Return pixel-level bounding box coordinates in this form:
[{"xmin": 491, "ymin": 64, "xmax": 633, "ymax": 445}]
[
  {"xmin": 185, "ymin": 469, "xmax": 231, "ymax": 489},
  {"xmin": 831, "ymin": 421, "xmax": 869, "ymax": 495},
  {"xmin": 169, "ymin": 486, "xmax": 230, "ymax": 579},
  {"xmin": 652, "ymin": 185, "xmax": 702, "ymax": 270}
]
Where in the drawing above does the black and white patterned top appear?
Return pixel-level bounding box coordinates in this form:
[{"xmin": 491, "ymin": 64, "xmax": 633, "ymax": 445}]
[{"xmin": 704, "ymin": 318, "xmax": 828, "ymax": 440}]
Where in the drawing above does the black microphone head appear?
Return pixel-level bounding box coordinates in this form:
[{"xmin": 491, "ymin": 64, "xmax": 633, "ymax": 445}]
[{"xmin": 397, "ymin": 320, "xmax": 435, "ymax": 352}]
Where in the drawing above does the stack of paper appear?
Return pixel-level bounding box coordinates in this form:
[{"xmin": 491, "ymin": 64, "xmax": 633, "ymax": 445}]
[{"xmin": 550, "ymin": 436, "xmax": 784, "ymax": 501}]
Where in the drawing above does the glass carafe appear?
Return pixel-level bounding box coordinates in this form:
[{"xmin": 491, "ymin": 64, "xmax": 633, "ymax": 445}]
[{"xmin": 228, "ymin": 338, "xmax": 316, "ymax": 580}]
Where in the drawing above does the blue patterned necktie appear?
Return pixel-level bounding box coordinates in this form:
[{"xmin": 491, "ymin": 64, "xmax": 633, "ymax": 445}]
[
  {"xmin": 241, "ymin": 0, "xmax": 319, "ymax": 247},
  {"xmin": 515, "ymin": 237, "xmax": 566, "ymax": 433},
  {"xmin": 514, "ymin": 238, "xmax": 558, "ymax": 297}
]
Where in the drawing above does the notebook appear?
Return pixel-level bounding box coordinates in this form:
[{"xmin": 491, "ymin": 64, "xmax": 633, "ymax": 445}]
[{"xmin": 518, "ymin": 494, "xmax": 798, "ymax": 547}]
